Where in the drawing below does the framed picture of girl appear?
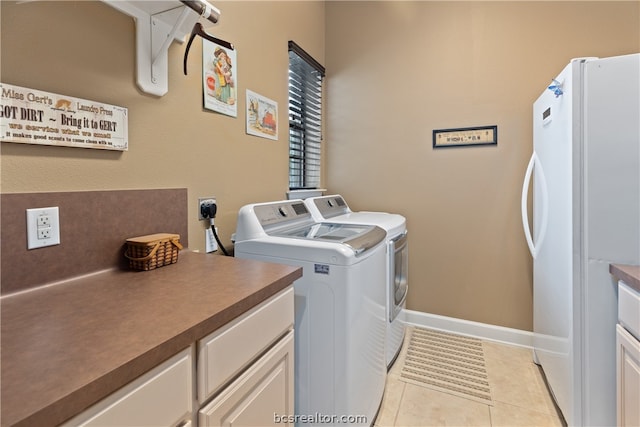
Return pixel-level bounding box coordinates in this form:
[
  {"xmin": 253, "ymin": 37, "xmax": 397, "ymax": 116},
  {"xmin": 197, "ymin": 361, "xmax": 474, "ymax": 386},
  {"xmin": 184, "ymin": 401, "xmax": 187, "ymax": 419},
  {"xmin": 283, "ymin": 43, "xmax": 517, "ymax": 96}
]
[{"xmin": 202, "ymin": 40, "xmax": 237, "ymax": 117}]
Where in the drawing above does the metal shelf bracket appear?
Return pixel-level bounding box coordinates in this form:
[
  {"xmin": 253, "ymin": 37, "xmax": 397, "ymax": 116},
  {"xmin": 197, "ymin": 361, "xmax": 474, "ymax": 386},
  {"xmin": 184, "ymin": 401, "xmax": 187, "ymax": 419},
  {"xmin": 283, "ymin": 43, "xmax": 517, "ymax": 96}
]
[{"xmin": 101, "ymin": 1, "xmax": 214, "ymax": 96}]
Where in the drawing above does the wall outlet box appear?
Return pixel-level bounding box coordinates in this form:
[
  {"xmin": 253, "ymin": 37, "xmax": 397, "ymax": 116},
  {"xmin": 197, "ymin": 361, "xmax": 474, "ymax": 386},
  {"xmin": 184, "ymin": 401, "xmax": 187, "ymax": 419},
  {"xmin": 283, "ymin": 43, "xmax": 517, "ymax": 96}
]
[{"xmin": 26, "ymin": 207, "xmax": 60, "ymax": 249}]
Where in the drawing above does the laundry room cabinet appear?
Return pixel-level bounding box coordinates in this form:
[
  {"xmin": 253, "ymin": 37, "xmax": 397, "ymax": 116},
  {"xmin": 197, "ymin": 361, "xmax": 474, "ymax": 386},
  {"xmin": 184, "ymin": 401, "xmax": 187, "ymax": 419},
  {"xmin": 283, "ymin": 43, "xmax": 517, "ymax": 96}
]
[
  {"xmin": 198, "ymin": 330, "xmax": 294, "ymax": 426},
  {"xmin": 617, "ymin": 324, "xmax": 640, "ymax": 427},
  {"xmin": 61, "ymin": 287, "xmax": 294, "ymax": 427},
  {"xmin": 197, "ymin": 286, "xmax": 295, "ymax": 427},
  {"xmin": 616, "ymin": 279, "xmax": 640, "ymax": 427}
]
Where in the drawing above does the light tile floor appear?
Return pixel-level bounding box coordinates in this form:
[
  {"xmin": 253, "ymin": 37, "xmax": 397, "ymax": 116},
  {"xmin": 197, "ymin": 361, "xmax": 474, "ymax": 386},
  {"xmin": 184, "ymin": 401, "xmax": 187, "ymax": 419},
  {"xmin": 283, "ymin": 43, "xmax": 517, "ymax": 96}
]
[{"xmin": 375, "ymin": 328, "xmax": 567, "ymax": 427}]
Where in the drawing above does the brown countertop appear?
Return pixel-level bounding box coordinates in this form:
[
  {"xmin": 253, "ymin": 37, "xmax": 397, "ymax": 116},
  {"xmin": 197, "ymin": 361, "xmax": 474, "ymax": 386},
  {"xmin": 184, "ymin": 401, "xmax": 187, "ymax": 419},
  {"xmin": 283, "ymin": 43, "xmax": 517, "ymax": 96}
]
[
  {"xmin": 0, "ymin": 252, "xmax": 302, "ymax": 427},
  {"xmin": 610, "ymin": 263, "xmax": 640, "ymax": 293}
]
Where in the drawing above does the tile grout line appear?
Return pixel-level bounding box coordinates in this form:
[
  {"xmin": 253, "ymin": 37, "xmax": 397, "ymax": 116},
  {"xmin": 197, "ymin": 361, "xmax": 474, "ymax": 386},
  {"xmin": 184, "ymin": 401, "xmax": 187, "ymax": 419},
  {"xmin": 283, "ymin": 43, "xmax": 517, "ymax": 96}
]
[{"xmin": 391, "ymin": 381, "xmax": 406, "ymax": 427}]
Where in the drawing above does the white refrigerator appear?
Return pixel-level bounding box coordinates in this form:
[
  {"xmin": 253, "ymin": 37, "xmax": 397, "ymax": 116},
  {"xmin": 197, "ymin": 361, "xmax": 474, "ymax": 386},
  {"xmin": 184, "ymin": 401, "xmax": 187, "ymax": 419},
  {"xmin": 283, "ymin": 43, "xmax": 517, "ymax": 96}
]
[{"xmin": 521, "ymin": 54, "xmax": 640, "ymax": 426}]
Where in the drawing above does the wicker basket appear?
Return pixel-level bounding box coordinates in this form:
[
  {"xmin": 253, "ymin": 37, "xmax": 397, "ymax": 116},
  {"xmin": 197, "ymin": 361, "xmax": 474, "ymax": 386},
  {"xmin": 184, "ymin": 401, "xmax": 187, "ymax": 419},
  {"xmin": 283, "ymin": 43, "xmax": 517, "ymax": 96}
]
[{"xmin": 124, "ymin": 233, "xmax": 183, "ymax": 271}]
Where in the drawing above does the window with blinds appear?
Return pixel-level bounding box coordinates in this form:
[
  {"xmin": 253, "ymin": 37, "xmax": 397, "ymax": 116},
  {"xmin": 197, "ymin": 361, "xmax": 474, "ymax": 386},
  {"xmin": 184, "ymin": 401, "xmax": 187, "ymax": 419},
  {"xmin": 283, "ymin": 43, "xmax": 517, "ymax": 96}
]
[{"xmin": 288, "ymin": 41, "xmax": 325, "ymax": 190}]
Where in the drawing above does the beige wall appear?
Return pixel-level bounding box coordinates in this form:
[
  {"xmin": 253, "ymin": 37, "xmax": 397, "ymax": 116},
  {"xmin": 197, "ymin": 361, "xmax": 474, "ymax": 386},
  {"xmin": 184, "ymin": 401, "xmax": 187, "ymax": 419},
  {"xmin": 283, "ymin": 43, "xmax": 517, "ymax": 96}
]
[
  {"xmin": 0, "ymin": 0, "xmax": 325, "ymax": 252},
  {"xmin": 324, "ymin": 1, "xmax": 639, "ymax": 331},
  {"xmin": 2, "ymin": 1, "xmax": 639, "ymax": 333}
]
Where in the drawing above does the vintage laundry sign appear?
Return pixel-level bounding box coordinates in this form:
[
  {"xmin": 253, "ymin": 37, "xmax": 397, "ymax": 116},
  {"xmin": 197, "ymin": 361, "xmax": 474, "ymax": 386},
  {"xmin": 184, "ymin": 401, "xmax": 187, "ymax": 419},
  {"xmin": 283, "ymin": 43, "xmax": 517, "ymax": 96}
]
[{"xmin": 0, "ymin": 83, "xmax": 128, "ymax": 151}]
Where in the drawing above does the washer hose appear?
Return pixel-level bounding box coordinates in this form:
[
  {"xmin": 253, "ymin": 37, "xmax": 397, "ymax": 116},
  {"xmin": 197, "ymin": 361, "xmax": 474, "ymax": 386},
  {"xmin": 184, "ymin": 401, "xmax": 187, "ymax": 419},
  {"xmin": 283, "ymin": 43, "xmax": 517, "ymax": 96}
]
[{"xmin": 201, "ymin": 201, "xmax": 230, "ymax": 256}]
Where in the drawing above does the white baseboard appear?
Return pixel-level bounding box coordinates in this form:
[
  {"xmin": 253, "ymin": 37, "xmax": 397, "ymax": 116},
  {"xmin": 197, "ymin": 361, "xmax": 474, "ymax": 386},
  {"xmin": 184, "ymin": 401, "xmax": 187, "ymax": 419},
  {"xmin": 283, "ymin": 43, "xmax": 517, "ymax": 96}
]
[{"xmin": 402, "ymin": 309, "xmax": 534, "ymax": 349}]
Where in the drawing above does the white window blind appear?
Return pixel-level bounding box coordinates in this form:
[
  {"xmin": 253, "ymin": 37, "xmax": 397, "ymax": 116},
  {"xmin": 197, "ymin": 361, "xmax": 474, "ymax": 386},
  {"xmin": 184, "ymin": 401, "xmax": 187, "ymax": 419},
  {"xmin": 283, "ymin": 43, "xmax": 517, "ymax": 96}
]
[{"xmin": 288, "ymin": 41, "xmax": 325, "ymax": 190}]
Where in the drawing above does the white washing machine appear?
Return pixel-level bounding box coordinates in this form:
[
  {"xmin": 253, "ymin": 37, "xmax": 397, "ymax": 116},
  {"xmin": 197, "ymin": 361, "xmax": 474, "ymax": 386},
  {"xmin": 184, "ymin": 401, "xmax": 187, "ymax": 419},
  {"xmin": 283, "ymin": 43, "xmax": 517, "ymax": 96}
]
[
  {"xmin": 304, "ymin": 195, "xmax": 408, "ymax": 368},
  {"xmin": 234, "ymin": 200, "xmax": 387, "ymax": 426}
]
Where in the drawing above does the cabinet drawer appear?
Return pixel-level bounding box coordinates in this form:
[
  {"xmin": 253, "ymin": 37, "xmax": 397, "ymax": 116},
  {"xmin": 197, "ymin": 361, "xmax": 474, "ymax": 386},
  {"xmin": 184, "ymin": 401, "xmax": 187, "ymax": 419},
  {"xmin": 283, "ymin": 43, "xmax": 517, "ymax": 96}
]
[
  {"xmin": 619, "ymin": 281, "xmax": 640, "ymax": 340},
  {"xmin": 198, "ymin": 287, "xmax": 294, "ymax": 402},
  {"xmin": 62, "ymin": 348, "xmax": 193, "ymax": 427}
]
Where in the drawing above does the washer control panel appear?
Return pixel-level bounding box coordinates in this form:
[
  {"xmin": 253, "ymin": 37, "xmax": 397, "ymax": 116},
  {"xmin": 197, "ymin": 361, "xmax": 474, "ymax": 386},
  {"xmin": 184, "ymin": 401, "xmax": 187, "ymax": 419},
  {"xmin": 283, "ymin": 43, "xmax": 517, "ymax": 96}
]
[
  {"xmin": 311, "ymin": 195, "xmax": 349, "ymax": 218},
  {"xmin": 253, "ymin": 201, "xmax": 311, "ymax": 228}
]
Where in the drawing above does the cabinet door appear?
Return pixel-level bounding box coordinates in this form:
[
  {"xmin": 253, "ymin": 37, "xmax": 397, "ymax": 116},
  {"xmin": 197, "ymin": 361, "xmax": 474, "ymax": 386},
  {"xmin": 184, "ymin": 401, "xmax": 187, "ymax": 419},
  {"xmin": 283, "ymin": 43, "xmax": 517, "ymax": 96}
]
[
  {"xmin": 199, "ymin": 331, "xmax": 294, "ymax": 427},
  {"xmin": 617, "ymin": 324, "xmax": 640, "ymax": 427}
]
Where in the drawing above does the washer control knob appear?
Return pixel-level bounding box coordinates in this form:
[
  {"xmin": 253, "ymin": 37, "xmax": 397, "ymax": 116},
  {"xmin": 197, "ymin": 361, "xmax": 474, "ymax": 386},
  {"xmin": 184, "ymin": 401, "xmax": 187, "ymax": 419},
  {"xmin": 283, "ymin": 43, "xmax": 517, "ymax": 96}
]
[{"xmin": 278, "ymin": 207, "xmax": 287, "ymax": 217}]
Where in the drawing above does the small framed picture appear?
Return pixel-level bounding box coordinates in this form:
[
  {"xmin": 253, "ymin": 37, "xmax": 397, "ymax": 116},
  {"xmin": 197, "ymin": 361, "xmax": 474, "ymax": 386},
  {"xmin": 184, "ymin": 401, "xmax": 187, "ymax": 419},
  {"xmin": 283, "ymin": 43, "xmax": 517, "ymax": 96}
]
[
  {"xmin": 202, "ymin": 40, "xmax": 237, "ymax": 117},
  {"xmin": 246, "ymin": 89, "xmax": 278, "ymax": 141}
]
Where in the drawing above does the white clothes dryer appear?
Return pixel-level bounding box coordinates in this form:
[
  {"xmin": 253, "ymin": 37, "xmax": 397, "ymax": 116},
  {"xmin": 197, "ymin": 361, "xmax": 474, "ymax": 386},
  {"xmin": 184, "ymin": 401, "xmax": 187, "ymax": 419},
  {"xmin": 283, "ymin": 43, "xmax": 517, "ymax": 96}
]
[
  {"xmin": 304, "ymin": 195, "xmax": 408, "ymax": 368},
  {"xmin": 234, "ymin": 200, "xmax": 387, "ymax": 426}
]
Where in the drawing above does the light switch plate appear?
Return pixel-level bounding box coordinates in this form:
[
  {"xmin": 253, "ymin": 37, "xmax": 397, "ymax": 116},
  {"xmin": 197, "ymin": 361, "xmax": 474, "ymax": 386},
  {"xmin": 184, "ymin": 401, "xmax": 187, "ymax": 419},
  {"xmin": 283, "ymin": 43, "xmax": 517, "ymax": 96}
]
[{"xmin": 26, "ymin": 207, "xmax": 60, "ymax": 249}]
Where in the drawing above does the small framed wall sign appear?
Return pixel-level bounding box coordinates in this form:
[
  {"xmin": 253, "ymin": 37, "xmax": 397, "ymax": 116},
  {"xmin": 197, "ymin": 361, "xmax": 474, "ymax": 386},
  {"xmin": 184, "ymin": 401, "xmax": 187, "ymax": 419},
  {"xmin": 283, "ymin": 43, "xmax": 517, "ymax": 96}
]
[
  {"xmin": 0, "ymin": 83, "xmax": 128, "ymax": 151},
  {"xmin": 433, "ymin": 125, "xmax": 497, "ymax": 149}
]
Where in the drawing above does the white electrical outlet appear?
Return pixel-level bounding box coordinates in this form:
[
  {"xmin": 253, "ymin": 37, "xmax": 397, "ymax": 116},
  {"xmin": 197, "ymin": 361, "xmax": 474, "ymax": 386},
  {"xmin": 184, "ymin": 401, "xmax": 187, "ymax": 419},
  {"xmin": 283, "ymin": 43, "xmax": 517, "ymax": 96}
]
[
  {"xmin": 37, "ymin": 215, "xmax": 51, "ymax": 227},
  {"xmin": 26, "ymin": 207, "xmax": 60, "ymax": 249},
  {"xmin": 37, "ymin": 228, "xmax": 51, "ymax": 239}
]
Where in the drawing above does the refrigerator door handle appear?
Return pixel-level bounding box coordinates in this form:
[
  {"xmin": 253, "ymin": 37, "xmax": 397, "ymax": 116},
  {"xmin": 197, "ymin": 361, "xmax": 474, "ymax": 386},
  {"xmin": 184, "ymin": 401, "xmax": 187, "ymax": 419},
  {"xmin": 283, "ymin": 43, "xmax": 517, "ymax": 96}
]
[{"xmin": 521, "ymin": 152, "xmax": 549, "ymax": 258}]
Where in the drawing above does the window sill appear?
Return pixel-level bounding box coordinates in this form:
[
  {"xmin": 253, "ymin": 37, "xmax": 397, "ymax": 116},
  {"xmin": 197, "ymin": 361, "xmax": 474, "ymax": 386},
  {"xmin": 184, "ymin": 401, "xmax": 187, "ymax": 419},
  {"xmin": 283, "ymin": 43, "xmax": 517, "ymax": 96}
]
[{"xmin": 286, "ymin": 189, "xmax": 327, "ymax": 200}]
